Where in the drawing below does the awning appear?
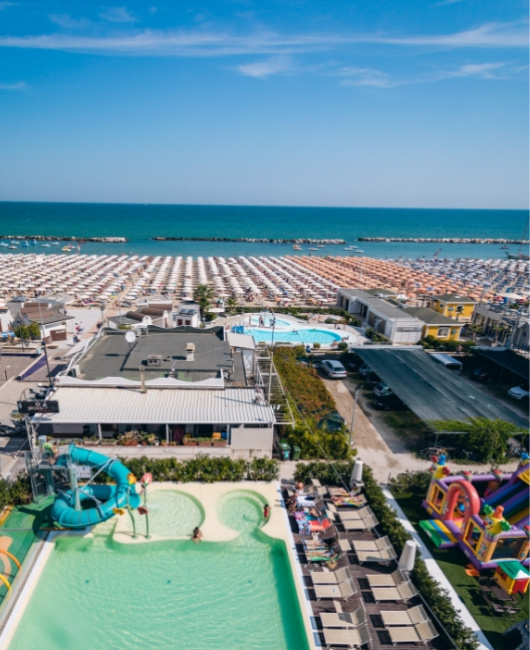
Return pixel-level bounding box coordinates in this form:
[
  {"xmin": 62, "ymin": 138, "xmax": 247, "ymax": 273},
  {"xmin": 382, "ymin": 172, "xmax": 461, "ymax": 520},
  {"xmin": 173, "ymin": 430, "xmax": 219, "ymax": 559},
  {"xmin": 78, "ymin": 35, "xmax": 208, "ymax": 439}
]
[{"xmin": 353, "ymin": 348, "xmax": 528, "ymax": 429}]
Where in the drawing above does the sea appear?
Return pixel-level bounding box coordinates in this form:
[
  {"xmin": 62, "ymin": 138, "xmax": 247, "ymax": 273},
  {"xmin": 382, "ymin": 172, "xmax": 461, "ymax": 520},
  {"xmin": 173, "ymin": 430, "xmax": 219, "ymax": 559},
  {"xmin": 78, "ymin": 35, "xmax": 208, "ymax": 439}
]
[{"xmin": 0, "ymin": 202, "xmax": 528, "ymax": 260}]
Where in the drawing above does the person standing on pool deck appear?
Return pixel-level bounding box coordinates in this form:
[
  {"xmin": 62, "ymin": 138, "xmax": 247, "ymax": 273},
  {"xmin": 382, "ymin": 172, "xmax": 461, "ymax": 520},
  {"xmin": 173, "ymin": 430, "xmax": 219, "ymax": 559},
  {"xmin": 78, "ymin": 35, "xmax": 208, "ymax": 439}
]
[{"xmin": 263, "ymin": 504, "xmax": 270, "ymax": 520}]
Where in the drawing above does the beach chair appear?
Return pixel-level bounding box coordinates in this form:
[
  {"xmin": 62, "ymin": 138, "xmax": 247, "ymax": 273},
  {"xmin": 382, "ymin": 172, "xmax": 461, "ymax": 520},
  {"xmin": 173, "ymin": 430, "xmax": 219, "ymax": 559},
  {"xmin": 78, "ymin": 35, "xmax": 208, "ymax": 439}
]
[
  {"xmin": 314, "ymin": 577, "xmax": 358, "ymax": 601},
  {"xmin": 381, "ymin": 604, "xmax": 429, "ymax": 627},
  {"xmin": 322, "ymin": 622, "xmax": 371, "ymax": 648},
  {"xmin": 356, "ymin": 546, "xmax": 397, "ymax": 565},
  {"xmin": 387, "ymin": 620, "xmax": 438, "ymax": 646},
  {"xmin": 320, "ymin": 600, "xmax": 367, "ymax": 629},
  {"xmin": 352, "ymin": 536, "xmax": 392, "ymax": 553},
  {"xmin": 309, "ymin": 566, "xmax": 352, "ymax": 585},
  {"xmin": 371, "ymin": 580, "xmax": 418, "ymax": 603},
  {"xmin": 306, "ymin": 548, "xmax": 343, "ymax": 565},
  {"xmin": 366, "ymin": 569, "xmax": 407, "ymax": 588},
  {"xmin": 341, "ymin": 513, "xmax": 379, "ymax": 531}
]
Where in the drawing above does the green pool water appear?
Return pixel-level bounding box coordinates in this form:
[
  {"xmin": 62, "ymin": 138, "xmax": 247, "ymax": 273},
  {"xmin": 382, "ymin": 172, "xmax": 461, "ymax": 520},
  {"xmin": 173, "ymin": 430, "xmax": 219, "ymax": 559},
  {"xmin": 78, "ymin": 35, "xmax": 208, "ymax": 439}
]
[{"xmin": 8, "ymin": 491, "xmax": 309, "ymax": 650}]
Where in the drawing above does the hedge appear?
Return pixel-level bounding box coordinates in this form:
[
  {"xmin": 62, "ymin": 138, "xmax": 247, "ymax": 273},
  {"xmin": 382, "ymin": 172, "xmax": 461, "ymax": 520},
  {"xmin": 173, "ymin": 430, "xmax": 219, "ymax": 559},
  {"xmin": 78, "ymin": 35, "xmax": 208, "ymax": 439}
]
[
  {"xmin": 294, "ymin": 462, "xmax": 479, "ymax": 650},
  {"xmin": 93, "ymin": 455, "xmax": 280, "ymax": 484},
  {"xmin": 0, "ymin": 474, "xmax": 33, "ymax": 508}
]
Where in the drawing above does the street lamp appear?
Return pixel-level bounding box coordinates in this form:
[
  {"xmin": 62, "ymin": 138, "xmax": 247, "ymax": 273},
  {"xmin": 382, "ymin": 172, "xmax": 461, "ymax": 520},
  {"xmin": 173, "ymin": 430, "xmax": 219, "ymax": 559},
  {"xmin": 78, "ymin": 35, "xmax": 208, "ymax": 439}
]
[
  {"xmin": 4, "ymin": 365, "xmax": 10, "ymax": 382},
  {"xmin": 267, "ymin": 320, "xmax": 276, "ymax": 406},
  {"xmin": 41, "ymin": 340, "xmax": 52, "ymax": 387},
  {"xmin": 349, "ymin": 383, "xmax": 365, "ymax": 448}
]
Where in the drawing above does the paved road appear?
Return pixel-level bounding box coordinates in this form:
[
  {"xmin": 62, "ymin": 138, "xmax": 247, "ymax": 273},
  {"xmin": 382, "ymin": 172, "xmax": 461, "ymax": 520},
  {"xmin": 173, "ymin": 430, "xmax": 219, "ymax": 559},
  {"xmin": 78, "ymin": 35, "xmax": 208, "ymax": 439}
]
[{"xmin": 322, "ymin": 375, "xmax": 519, "ymax": 483}]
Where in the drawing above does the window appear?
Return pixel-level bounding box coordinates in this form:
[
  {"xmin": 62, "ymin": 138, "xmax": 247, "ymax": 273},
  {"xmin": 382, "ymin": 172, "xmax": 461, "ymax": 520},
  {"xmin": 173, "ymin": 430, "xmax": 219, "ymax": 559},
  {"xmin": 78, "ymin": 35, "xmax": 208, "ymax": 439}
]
[{"xmin": 437, "ymin": 327, "xmax": 450, "ymax": 337}]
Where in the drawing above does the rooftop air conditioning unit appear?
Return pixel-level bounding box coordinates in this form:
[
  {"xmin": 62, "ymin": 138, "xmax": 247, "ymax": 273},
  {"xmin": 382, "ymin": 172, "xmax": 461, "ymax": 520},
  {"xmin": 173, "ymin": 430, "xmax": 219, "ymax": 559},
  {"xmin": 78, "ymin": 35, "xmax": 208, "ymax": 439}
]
[{"xmin": 146, "ymin": 355, "xmax": 162, "ymax": 367}]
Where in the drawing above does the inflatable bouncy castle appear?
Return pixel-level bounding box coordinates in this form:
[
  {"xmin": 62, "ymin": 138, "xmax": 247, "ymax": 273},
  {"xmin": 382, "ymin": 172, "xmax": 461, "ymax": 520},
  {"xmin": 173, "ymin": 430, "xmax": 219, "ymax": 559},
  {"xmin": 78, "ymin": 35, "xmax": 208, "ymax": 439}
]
[{"xmin": 421, "ymin": 454, "xmax": 530, "ymax": 571}]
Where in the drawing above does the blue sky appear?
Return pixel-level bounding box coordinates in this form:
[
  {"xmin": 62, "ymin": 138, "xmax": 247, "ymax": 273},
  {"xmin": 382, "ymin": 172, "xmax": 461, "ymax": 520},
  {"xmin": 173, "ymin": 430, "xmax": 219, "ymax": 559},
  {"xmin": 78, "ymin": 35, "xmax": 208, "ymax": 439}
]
[{"xmin": 0, "ymin": 1, "xmax": 527, "ymax": 208}]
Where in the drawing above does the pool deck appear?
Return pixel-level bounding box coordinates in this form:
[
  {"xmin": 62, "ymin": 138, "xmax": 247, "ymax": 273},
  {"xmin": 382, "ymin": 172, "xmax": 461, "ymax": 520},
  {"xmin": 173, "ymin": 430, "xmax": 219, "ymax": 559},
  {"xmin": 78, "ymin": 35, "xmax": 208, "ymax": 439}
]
[{"xmin": 284, "ymin": 487, "xmax": 452, "ymax": 650}]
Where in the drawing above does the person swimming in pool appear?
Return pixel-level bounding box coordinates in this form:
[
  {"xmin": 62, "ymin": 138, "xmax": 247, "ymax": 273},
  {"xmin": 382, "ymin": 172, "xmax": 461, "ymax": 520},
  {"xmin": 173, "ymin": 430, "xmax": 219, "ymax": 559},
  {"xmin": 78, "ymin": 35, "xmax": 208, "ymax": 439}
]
[{"xmin": 192, "ymin": 527, "xmax": 203, "ymax": 543}]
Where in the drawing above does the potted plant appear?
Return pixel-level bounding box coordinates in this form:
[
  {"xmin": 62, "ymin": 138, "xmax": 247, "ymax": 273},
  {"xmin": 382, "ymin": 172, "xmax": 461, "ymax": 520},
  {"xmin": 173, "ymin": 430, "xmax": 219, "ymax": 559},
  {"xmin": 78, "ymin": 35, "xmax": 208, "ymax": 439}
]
[
  {"xmin": 212, "ymin": 438, "xmax": 227, "ymax": 447},
  {"xmin": 183, "ymin": 436, "xmax": 197, "ymax": 446},
  {"xmin": 197, "ymin": 436, "xmax": 213, "ymax": 447}
]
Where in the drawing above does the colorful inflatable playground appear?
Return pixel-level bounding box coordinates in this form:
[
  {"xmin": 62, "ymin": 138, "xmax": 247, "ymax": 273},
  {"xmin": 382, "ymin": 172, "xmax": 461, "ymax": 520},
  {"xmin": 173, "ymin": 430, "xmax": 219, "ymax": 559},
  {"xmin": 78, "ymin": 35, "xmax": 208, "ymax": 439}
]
[{"xmin": 421, "ymin": 453, "xmax": 530, "ymax": 593}]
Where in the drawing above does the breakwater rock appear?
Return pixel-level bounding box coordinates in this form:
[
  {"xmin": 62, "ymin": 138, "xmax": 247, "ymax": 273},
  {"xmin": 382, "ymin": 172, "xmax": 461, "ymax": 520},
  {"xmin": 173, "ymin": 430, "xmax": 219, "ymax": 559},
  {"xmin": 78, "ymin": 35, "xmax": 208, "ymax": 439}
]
[
  {"xmin": 357, "ymin": 237, "xmax": 530, "ymax": 245},
  {"xmin": 0, "ymin": 235, "xmax": 128, "ymax": 243},
  {"xmin": 151, "ymin": 237, "xmax": 345, "ymax": 244}
]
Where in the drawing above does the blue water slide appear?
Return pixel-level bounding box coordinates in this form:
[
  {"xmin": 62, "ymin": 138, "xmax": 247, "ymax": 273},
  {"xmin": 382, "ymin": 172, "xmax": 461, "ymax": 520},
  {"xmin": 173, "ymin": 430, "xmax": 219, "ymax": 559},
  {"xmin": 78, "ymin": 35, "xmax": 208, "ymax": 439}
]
[{"xmin": 50, "ymin": 445, "xmax": 141, "ymax": 529}]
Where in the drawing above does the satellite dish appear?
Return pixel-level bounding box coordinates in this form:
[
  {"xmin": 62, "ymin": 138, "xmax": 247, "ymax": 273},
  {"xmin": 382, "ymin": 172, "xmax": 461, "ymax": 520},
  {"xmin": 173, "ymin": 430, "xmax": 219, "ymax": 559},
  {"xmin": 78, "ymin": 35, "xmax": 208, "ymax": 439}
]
[{"xmin": 125, "ymin": 331, "xmax": 137, "ymax": 344}]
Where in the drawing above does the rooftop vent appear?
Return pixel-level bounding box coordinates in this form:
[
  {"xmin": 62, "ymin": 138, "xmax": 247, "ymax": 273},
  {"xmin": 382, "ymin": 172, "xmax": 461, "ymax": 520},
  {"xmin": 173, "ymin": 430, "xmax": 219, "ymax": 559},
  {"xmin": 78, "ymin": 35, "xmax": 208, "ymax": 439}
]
[
  {"xmin": 146, "ymin": 354, "xmax": 162, "ymax": 367},
  {"xmin": 186, "ymin": 342, "xmax": 195, "ymax": 362}
]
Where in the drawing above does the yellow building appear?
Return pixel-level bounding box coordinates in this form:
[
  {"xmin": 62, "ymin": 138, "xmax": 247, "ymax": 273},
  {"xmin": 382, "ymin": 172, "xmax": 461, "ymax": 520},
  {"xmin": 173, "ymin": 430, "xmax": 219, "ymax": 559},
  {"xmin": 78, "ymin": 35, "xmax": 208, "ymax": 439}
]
[
  {"xmin": 429, "ymin": 294, "xmax": 476, "ymax": 322},
  {"xmin": 403, "ymin": 307, "xmax": 464, "ymax": 341}
]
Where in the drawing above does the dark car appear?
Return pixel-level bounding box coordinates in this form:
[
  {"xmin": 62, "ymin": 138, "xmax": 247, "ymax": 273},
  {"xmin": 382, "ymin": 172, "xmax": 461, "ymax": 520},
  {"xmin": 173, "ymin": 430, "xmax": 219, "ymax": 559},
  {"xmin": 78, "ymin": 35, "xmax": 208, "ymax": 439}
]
[
  {"xmin": 372, "ymin": 394, "xmax": 406, "ymax": 411},
  {"xmin": 358, "ymin": 363, "xmax": 372, "ymax": 377},
  {"xmin": 471, "ymin": 367, "xmax": 492, "ymax": 383},
  {"xmin": 373, "ymin": 381, "xmax": 393, "ymax": 398}
]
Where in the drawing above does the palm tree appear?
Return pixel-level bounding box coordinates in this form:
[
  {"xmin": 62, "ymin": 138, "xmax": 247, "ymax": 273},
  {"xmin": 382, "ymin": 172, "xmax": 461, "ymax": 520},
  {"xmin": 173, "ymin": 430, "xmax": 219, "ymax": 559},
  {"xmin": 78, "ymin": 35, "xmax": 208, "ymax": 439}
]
[
  {"xmin": 225, "ymin": 297, "xmax": 239, "ymax": 314},
  {"xmin": 193, "ymin": 284, "xmax": 214, "ymax": 318},
  {"xmin": 455, "ymin": 305, "xmax": 464, "ymax": 321}
]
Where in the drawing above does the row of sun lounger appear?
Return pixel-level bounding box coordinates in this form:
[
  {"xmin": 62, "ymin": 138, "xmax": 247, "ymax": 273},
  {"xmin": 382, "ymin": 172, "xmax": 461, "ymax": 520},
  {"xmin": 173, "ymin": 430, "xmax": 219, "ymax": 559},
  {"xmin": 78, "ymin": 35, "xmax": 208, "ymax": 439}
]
[{"xmin": 294, "ymin": 483, "xmax": 439, "ymax": 647}]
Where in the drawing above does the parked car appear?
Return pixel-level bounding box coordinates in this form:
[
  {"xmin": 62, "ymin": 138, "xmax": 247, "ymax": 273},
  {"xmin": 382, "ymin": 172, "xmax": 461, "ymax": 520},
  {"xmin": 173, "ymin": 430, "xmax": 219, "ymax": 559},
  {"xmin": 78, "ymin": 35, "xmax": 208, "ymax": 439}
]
[
  {"xmin": 358, "ymin": 363, "xmax": 372, "ymax": 377},
  {"xmin": 321, "ymin": 360, "xmax": 347, "ymax": 379},
  {"xmin": 372, "ymin": 394, "xmax": 406, "ymax": 411},
  {"xmin": 373, "ymin": 381, "xmax": 393, "ymax": 398},
  {"xmin": 470, "ymin": 367, "xmax": 493, "ymax": 383},
  {"xmin": 507, "ymin": 384, "xmax": 530, "ymax": 400}
]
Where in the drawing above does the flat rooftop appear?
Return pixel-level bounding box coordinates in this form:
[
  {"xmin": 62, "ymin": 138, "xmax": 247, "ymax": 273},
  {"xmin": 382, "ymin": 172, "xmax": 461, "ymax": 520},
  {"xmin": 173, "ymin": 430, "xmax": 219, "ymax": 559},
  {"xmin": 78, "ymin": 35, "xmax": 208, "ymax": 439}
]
[{"xmin": 75, "ymin": 327, "xmax": 245, "ymax": 383}]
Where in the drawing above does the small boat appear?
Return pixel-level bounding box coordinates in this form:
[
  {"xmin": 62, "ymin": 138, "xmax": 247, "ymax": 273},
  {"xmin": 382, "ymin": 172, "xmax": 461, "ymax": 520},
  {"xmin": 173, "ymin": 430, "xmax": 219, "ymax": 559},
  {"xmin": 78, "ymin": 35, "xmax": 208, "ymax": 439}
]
[
  {"xmin": 500, "ymin": 245, "xmax": 508, "ymax": 249},
  {"xmin": 22, "ymin": 241, "xmax": 30, "ymax": 247},
  {"xmin": 30, "ymin": 239, "xmax": 37, "ymax": 246},
  {"xmin": 292, "ymin": 244, "xmax": 302, "ymax": 250},
  {"xmin": 41, "ymin": 243, "xmax": 51, "ymax": 247},
  {"xmin": 9, "ymin": 245, "xmax": 17, "ymax": 249},
  {"xmin": 309, "ymin": 247, "xmax": 319, "ymax": 251},
  {"xmin": 51, "ymin": 242, "xmax": 60, "ymax": 246},
  {"xmin": 317, "ymin": 245, "xmax": 325, "ymax": 249},
  {"xmin": 62, "ymin": 246, "xmax": 72, "ymax": 252},
  {"xmin": 344, "ymin": 246, "xmax": 355, "ymax": 251},
  {"xmin": 0, "ymin": 243, "xmax": 8, "ymax": 247}
]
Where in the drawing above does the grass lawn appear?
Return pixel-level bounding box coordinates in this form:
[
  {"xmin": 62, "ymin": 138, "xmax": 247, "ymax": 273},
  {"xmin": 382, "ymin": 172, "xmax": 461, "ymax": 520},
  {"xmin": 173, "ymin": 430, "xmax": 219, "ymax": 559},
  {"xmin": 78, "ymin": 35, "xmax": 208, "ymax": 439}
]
[{"xmin": 395, "ymin": 493, "xmax": 529, "ymax": 650}]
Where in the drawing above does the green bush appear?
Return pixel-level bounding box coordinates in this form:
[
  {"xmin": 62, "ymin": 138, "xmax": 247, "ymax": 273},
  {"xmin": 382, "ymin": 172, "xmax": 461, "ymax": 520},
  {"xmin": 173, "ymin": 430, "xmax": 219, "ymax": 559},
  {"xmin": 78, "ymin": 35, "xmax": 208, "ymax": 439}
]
[
  {"xmin": 431, "ymin": 417, "xmax": 523, "ymax": 463},
  {"xmin": 0, "ymin": 474, "xmax": 33, "ymax": 508},
  {"xmin": 313, "ymin": 342, "xmax": 321, "ymax": 349},
  {"xmin": 337, "ymin": 341, "xmax": 348, "ymax": 351},
  {"xmin": 388, "ymin": 470, "xmax": 432, "ymax": 497},
  {"xmin": 294, "ymin": 460, "xmax": 355, "ymax": 485},
  {"xmin": 247, "ymin": 457, "xmax": 280, "ymax": 481}
]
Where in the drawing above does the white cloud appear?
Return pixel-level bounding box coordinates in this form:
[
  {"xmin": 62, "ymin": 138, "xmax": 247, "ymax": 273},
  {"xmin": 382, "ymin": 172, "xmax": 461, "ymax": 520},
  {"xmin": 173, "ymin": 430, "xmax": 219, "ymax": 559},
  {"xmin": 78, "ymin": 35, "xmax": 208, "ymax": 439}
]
[
  {"xmin": 338, "ymin": 61, "xmax": 525, "ymax": 88},
  {"xmin": 237, "ymin": 56, "xmax": 291, "ymax": 78},
  {"xmin": 434, "ymin": 0, "xmax": 465, "ymax": 6},
  {"xmin": 49, "ymin": 14, "xmax": 92, "ymax": 30},
  {"xmin": 0, "ymin": 21, "xmax": 526, "ymax": 57},
  {"xmin": 100, "ymin": 7, "xmax": 136, "ymax": 24},
  {"xmin": 0, "ymin": 81, "xmax": 25, "ymax": 90}
]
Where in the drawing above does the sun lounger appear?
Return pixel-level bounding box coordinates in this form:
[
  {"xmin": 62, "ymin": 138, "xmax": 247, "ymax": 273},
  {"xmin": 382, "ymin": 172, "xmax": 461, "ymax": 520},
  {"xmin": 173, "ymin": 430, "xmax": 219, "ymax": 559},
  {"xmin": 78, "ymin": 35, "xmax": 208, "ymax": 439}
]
[
  {"xmin": 331, "ymin": 494, "xmax": 368, "ymax": 508},
  {"xmin": 305, "ymin": 548, "xmax": 343, "ymax": 564},
  {"xmin": 339, "ymin": 506, "xmax": 376, "ymax": 523},
  {"xmin": 387, "ymin": 620, "xmax": 438, "ymax": 645},
  {"xmin": 322, "ymin": 622, "xmax": 371, "ymax": 648},
  {"xmin": 320, "ymin": 600, "xmax": 367, "ymax": 629},
  {"xmin": 352, "ymin": 536, "xmax": 392, "ymax": 553},
  {"xmin": 371, "ymin": 581, "xmax": 418, "ymax": 602},
  {"xmin": 309, "ymin": 566, "xmax": 352, "ymax": 585},
  {"xmin": 314, "ymin": 577, "xmax": 357, "ymax": 601},
  {"xmin": 341, "ymin": 513, "xmax": 379, "ymax": 531},
  {"xmin": 366, "ymin": 569, "xmax": 407, "ymax": 588},
  {"xmin": 356, "ymin": 547, "xmax": 397, "ymax": 565},
  {"xmin": 381, "ymin": 605, "xmax": 429, "ymax": 627}
]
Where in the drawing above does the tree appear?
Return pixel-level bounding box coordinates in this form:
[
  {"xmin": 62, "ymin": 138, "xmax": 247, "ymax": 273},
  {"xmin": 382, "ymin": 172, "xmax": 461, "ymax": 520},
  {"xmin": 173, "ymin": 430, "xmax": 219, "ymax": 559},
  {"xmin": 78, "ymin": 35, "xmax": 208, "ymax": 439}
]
[
  {"xmin": 469, "ymin": 323, "xmax": 482, "ymax": 341},
  {"xmin": 455, "ymin": 305, "xmax": 464, "ymax": 321},
  {"xmin": 431, "ymin": 417, "xmax": 522, "ymax": 463},
  {"xmin": 193, "ymin": 284, "xmax": 214, "ymax": 317},
  {"xmin": 13, "ymin": 322, "xmax": 41, "ymax": 340},
  {"xmin": 225, "ymin": 297, "xmax": 239, "ymax": 314}
]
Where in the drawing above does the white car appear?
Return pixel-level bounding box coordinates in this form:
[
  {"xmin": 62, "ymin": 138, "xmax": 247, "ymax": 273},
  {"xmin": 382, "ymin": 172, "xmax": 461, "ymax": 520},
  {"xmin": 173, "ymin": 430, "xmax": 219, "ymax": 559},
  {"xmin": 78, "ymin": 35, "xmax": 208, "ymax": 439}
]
[
  {"xmin": 321, "ymin": 360, "xmax": 347, "ymax": 379},
  {"xmin": 507, "ymin": 385, "xmax": 530, "ymax": 400}
]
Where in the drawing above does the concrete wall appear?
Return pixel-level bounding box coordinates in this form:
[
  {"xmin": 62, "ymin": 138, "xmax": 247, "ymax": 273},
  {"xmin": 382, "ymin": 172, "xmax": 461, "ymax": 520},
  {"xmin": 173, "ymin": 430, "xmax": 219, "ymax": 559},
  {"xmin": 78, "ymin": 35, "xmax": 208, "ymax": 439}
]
[{"xmin": 230, "ymin": 426, "xmax": 273, "ymax": 457}]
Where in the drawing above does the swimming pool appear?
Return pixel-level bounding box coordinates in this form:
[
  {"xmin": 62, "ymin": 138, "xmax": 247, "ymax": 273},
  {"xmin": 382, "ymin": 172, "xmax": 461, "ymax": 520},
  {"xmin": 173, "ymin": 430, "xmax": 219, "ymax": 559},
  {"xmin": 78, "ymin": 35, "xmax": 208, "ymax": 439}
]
[
  {"xmin": 244, "ymin": 326, "xmax": 343, "ymax": 345},
  {"xmin": 249, "ymin": 315, "xmax": 291, "ymax": 328},
  {"xmin": 6, "ymin": 487, "xmax": 311, "ymax": 650}
]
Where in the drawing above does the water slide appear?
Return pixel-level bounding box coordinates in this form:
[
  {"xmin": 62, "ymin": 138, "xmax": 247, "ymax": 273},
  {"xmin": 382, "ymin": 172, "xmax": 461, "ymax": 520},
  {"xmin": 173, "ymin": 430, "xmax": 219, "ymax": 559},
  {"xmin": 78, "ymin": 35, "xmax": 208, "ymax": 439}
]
[{"xmin": 50, "ymin": 446, "xmax": 141, "ymax": 529}]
